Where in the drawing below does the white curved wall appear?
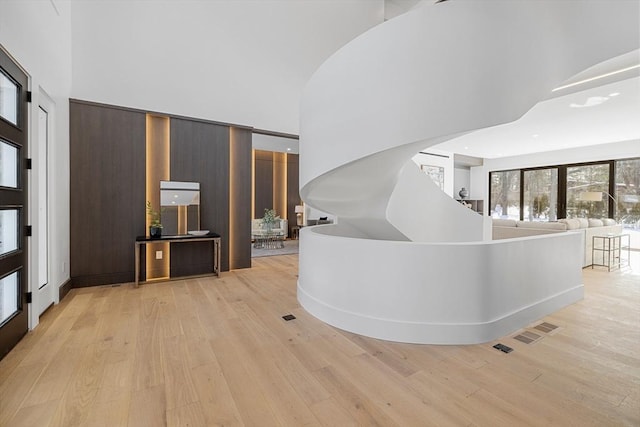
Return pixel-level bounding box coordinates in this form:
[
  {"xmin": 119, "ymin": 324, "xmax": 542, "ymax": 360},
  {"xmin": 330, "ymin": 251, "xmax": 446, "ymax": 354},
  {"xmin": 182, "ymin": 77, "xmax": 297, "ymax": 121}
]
[
  {"xmin": 299, "ymin": 226, "xmax": 584, "ymax": 344},
  {"xmin": 298, "ymin": 0, "xmax": 639, "ymax": 344}
]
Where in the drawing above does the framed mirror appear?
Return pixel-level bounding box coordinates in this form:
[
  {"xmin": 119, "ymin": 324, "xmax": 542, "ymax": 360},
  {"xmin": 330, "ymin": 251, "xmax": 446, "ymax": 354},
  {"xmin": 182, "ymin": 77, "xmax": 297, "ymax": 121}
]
[{"xmin": 160, "ymin": 181, "xmax": 200, "ymax": 235}]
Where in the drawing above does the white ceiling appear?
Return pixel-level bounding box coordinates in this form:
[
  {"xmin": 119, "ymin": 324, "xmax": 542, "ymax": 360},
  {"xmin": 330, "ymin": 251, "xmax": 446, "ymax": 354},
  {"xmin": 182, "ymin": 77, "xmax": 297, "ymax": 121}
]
[{"xmin": 434, "ymin": 51, "xmax": 640, "ymax": 160}]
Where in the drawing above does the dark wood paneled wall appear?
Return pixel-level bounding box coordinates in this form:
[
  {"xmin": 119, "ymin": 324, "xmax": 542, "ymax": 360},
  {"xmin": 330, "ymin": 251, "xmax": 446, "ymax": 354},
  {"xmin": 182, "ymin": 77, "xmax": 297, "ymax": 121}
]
[
  {"xmin": 254, "ymin": 150, "xmax": 274, "ymax": 218},
  {"xmin": 230, "ymin": 128, "xmax": 252, "ymax": 269},
  {"xmin": 170, "ymin": 118, "xmax": 230, "ymax": 274},
  {"xmin": 70, "ymin": 101, "xmax": 146, "ymax": 287},
  {"xmin": 70, "ymin": 100, "xmax": 253, "ymax": 288},
  {"xmin": 287, "ymin": 153, "xmax": 301, "ymax": 235}
]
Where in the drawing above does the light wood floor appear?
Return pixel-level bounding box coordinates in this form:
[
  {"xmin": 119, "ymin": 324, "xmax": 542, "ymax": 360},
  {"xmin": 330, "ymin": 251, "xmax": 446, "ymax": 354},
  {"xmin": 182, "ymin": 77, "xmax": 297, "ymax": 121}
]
[{"xmin": 1, "ymin": 253, "xmax": 639, "ymax": 427}]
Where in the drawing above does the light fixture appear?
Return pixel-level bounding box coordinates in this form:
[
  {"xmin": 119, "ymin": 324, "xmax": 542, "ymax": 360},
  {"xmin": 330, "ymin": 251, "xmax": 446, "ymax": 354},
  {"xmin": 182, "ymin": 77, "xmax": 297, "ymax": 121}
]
[
  {"xmin": 609, "ymin": 92, "xmax": 620, "ymax": 97},
  {"xmin": 295, "ymin": 205, "xmax": 304, "ymax": 226},
  {"xmin": 579, "ymin": 191, "xmax": 603, "ymax": 202},
  {"xmin": 552, "ymin": 64, "xmax": 640, "ymax": 92}
]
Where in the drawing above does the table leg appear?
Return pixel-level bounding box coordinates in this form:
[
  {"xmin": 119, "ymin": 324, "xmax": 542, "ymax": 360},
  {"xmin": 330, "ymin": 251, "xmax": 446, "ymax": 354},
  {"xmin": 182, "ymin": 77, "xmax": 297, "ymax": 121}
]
[
  {"xmin": 134, "ymin": 242, "xmax": 140, "ymax": 287},
  {"xmin": 214, "ymin": 238, "xmax": 221, "ymax": 276}
]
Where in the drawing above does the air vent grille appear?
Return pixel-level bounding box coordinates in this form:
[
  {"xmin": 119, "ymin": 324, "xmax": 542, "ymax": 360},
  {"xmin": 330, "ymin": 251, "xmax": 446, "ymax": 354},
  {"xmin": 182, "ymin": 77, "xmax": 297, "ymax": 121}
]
[
  {"xmin": 534, "ymin": 322, "xmax": 559, "ymax": 333},
  {"xmin": 513, "ymin": 330, "xmax": 542, "ymax": 344}
]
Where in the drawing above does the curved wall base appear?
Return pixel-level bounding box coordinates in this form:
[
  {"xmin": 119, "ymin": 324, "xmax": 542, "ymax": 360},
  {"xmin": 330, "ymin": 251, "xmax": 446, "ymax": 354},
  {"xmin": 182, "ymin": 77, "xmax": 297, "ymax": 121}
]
[
  {"xmin": 298, "ymin": 283, "xmax": 583, "ymax": 345},
  {"xmin": 298, "ymin": 226, "xmax": 584, "ymax": 345}
]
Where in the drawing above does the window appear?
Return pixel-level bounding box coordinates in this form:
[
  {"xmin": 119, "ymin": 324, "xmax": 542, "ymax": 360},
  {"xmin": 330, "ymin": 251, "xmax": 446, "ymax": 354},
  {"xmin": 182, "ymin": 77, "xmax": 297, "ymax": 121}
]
[
  {"xmin": 0, "ymin": 271, "xmax": 19, "ymax": 325},
  {"xmin": 616, "ymin": 158, "xmax": 640, "ymax": 230},
  {"xmin": 0, "ymin": 139, "xmax": 18, "ymax": 188},
  {"xmin": 490, "ymin": 159, "xmax": 637, "ymax": 223},
  {"xmin": 0, "ymin": 70, "xmax": 19, "ymax": 126},
  {"xmin": 523, "ymin": 168, "xmax": 558, "ymax": 222},
  {"xmin": 566, "ymin": 163, "xmax": 610, "ymax": 219},
  {"xmin": 489, "ymin": 170, "xmax": 520, "ymax": 219},
  {"xmin": 0, "ymin": 208, "xmax": 19, "ymax": 256}
]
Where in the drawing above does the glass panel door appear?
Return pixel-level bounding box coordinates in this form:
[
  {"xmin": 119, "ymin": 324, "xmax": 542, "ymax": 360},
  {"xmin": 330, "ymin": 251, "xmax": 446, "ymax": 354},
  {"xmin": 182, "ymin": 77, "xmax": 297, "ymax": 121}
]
[
  {"xmin": 616, "ymin": 158, "xmax": 640, "ymax": 250},
  {"xmin": 566, "ymin": 163, "xmax": 610, "ymax": 218},
  {"xmin": 0, "ymin": 49, "xmax": 28, "ymax": 360},
  {"xmin": 523, "ymin": 168, "xmax": 558, "ymax": 222},
  {"xmin": 490, "ymin": 170, "xmax": 520, "ymax": 219}
]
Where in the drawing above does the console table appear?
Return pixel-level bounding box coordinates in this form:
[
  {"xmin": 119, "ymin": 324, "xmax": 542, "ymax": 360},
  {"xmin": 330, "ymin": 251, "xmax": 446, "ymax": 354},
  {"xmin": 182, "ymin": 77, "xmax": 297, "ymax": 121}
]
[
  {"xmin": 134, "ymin": 232, "xmax": 221, "ymax": 287},
  {"xmin": 591, "ymin": 234, "xmax": 630, "ymax": 271}
]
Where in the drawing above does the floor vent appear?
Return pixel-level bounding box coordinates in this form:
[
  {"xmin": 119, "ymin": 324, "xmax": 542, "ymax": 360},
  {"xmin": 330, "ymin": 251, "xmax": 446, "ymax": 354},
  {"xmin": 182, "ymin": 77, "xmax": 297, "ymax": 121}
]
[
  {"xmin": 282, "ymin": 314, "xmax": 296, "ymax": 321},
  {"xmin": 534, "ymin": 322, "xmax": 558, "ymax": 333},
  {"xmin": 493, "ymin": 343, "xmax": 513, "ymax": 353},
  {"xmin": 513, "ymin": 330, "xmax": 542, "ymax": 344}
]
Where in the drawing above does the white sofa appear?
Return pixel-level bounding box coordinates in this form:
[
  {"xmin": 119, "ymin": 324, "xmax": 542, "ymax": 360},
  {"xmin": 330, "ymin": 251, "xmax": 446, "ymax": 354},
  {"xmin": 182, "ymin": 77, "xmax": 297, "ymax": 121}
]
[
  {"xmin": 251, "ymin": 218, "xmax": 288, "ymax": 238},
  {"xmin": 492, "ymin": 218, "xmax": 622, "ymax": 267}
]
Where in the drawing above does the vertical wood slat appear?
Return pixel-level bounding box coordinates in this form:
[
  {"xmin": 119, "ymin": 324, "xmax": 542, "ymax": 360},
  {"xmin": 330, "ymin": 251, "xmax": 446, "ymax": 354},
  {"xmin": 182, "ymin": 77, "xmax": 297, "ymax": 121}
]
[
  {"xmin": 287, "ymin": 153, "xmax": 301, "ymax": 234},
  {"xmin": 69, "ymin": 101, "xmax": 146, "ymax": 287},
  {"xmin": 272, "ymin": 152, "xmax": 287, "ymax": 219},
  {"xmin": 254, "ymin": 150, "xmax": 274, "ymax": 218},
  {"xmin": 229, "ymin": 128, "xmax": 252, "ymax": 269},
  {"xmin": 170, "ymin": 118, "xmax": 230, "ymax": 273}
]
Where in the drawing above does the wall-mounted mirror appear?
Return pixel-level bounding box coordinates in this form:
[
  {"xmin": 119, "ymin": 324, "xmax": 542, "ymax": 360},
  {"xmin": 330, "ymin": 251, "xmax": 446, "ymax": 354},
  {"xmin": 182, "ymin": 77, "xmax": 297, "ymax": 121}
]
[{"xmin": 160, "ymin": 181, "xmax": 200, "ymax": 235}]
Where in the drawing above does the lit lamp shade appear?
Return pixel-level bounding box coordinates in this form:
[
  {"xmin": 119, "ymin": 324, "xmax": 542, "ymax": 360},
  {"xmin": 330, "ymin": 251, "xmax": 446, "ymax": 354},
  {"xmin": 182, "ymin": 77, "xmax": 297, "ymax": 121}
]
[
  {"xmin": 579, "ymin": 191, "xmax": 603, "ymax": 202},
  {"xmin": 295, "ymin": 205, "xmax": 304, "ymax": 226}
]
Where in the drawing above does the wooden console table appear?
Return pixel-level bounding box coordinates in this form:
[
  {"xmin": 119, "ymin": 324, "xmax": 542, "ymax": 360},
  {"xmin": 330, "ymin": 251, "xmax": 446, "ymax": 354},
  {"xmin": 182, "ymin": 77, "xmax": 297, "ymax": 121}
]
[{"xmin": 134, "ymin": 232, "xmax": 221, "ymax": 287}]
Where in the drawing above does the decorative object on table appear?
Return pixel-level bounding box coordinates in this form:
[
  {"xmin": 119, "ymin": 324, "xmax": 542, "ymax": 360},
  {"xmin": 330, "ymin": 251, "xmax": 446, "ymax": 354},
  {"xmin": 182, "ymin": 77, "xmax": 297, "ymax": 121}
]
[
  {"xmin": 261, "ymin": 208, "xmax": 278, "ymax": 232},
  {"xmin": 187, "ymin": 230, "xmax": 209, "ymax": 236},
  {"xmin": 458, "ymin": 187, "xmax": 469, "ymax": 200},
  {"xmin": 295, "ymin": 205, "xmax": 304, "ymax": 226},
  {"xmin": 146, "ymin": 201, "xmax": 163, "ymax": 238}
]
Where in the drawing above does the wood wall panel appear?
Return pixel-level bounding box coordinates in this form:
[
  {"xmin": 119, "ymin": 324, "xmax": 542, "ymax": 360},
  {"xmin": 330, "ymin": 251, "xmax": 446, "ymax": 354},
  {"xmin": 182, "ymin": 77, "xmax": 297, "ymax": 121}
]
[
  {"xmin": 170, "ymin": 118, "xmax": 230, "ymax": 274},
  {"xmin": 70, "ymin": 101, "xmax": 146, "ymax": 287},
  {"xmin": 273, "ymin": 152, "xmax": 287, "ymax": 220},
  {"xmin": 254, "ymin": 150, "xmax": 274, "ymax": 218},
  {"xmin": 229, "ymin": 128, "xmax": 252, "ymax": 269},
  {"xmin": 287, "ymin": 153, "xmax": 301, "ymax": 235}
]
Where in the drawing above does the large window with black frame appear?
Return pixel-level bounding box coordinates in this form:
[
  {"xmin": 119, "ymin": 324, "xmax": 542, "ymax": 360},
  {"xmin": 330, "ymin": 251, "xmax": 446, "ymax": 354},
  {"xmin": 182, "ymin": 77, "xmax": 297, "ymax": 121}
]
[{"xmin": 489, "ymin": 157, "xmax": 640, "ymax": 249}]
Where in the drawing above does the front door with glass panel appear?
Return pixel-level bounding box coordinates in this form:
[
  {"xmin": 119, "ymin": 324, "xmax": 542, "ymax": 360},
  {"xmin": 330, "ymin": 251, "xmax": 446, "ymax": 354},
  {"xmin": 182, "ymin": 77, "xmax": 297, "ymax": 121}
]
[{"xmin": 0, "ymin": 48, "xmax": 29, "ymax": 360}]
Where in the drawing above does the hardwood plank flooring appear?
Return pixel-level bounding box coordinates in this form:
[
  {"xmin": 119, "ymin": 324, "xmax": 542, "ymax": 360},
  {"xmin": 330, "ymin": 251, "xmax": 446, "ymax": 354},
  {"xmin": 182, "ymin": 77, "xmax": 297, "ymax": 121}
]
[{"xmin": 1, "ymin": 252, "xmax": 638, "ymax": 426}]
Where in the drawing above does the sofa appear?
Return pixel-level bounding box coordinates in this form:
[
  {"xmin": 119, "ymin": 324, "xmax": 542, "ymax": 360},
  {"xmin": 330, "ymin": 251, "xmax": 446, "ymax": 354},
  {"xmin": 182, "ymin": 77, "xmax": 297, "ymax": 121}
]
[
  {"xmin": 492, "ymin": 217, "xmax": 622, "ymax": 267},
  {"xmin": 251, "ymin": 218, "xmax": 288, "ymax": 238}
]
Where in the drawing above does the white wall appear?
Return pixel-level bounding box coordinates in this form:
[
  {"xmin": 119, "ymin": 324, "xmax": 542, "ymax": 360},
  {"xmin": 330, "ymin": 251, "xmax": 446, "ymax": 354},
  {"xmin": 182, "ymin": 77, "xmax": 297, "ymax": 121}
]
[
  {"xmin": 0, "ymin": 0, "xmax": 73, "ymax": 325},
  {"xmin": 70, "ymin": 0, "xmax": 384, "ymax": 135}
]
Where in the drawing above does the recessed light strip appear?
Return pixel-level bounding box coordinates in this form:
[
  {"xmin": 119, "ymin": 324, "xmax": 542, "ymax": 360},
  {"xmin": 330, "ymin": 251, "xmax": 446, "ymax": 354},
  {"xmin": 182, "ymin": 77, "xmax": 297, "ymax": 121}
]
[{"xmin": 551, "ymin": 64, "xmax": 640, "ymax": 92}]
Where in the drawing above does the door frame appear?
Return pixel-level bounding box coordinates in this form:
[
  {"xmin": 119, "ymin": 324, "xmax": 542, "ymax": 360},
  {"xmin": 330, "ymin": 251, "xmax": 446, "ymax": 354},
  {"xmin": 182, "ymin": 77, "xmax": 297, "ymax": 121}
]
[
  {"xmin": 0, "ymin": 45, "xmax": 30, "ymax": 359},
  {"xmin": 31, "ymin": 89, "xmax": 56, "ymax": 326}
]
